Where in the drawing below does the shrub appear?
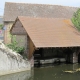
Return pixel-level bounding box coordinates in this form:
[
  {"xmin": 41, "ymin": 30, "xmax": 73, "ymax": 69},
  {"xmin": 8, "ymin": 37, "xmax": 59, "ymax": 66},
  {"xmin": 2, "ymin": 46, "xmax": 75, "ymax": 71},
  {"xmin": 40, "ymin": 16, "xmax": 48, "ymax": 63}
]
[{"xmin": 7, "ymin": 35, "xmax": 25, "ymax": 55}]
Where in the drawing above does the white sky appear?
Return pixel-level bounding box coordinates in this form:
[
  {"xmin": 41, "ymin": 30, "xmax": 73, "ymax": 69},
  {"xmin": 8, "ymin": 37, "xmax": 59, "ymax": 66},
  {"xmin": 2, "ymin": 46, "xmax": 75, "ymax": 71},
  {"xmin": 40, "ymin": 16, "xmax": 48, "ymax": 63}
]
[{"xmin": 0, "ymin": 0, "xmax": 80, "ymax": 16}]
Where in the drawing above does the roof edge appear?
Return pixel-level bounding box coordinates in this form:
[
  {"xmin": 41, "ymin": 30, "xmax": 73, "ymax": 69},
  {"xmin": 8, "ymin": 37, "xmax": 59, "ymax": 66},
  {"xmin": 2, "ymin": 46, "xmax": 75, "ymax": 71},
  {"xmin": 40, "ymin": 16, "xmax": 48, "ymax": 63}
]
[{"xmin": 5, "ymin": 2, "xmax": 79, "ymax": 8}]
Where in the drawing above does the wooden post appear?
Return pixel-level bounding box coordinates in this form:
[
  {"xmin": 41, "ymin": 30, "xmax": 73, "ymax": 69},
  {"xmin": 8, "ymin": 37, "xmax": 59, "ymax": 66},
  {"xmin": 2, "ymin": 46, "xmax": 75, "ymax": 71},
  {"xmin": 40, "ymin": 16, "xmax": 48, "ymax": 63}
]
[{"xmin": 70, "ymin": 52, "xmax": 78, "ymax": 63}]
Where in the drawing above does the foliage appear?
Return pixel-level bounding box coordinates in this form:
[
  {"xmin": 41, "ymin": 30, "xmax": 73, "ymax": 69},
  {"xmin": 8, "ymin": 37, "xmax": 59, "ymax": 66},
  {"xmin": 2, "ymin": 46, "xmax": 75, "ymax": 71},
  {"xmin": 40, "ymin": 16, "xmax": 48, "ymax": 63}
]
[
  {"xmin": 71, "ymin": 9, "xmax": 80, "ymax": 31},
  {"xmin": 0, "ymin": 24, "xmax": 3, "ymax": 29},
  {"xmin": 7, "ymin": 35, "xmax": 25, "ymax": 55}
]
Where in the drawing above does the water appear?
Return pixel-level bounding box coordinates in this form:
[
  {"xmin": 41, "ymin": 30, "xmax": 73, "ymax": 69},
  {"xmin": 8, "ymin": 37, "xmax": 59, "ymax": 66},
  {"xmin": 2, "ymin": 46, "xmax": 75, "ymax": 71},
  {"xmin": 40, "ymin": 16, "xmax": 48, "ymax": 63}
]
[
  {"xmin": 0, "ymin": 64, "xmax": 80, "ymax": 80},
  {"xmin": 34, "ymin": 64, "xmax": 80, "ymax": 80}
]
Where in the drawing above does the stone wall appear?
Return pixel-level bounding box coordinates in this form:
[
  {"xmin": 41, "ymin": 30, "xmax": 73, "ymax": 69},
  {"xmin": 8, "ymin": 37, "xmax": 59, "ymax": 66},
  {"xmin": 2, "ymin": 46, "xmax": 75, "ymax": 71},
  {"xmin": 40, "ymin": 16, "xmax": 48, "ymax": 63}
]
[
  {"xmin": 0, "ymin": 70, "xmax": 32, "ymax": 80},
  {"xmin": 0, "ymin": 41, "xmax": 31, "ymax": 75},
  {"xmin": 4, "ymin": 22, "xmax": 13, "ymax": 44}
]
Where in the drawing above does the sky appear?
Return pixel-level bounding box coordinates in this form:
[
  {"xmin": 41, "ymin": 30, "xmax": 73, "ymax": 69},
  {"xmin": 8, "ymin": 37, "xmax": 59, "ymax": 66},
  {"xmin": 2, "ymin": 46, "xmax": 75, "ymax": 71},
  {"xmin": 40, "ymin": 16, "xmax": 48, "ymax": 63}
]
[{"xmin": 0, "ymin": 0, "xmax": 80, "ymax": 16}]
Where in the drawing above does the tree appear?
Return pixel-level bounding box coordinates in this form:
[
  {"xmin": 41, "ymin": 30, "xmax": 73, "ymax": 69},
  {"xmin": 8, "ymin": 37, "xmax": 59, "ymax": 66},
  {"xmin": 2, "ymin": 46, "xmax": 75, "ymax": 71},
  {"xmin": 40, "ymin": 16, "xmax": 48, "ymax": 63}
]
[
  {"xmin": 71, "ymin": 9, "xmax": 80, "ymax": 31},
  {"xmin": 0, "ymin": 24, "xmax": 3, "ymax": 29}
]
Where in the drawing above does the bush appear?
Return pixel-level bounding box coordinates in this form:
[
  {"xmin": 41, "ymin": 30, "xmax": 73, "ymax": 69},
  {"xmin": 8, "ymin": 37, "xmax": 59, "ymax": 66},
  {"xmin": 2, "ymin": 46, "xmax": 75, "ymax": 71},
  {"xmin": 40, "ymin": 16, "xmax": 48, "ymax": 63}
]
[
  {"xmin": 0, "ymin": 24, "xmax": 3, "ymax": 29},
  {"xmin": 7, "ymin": 35, "xmax": 25, "ymax": 55}
]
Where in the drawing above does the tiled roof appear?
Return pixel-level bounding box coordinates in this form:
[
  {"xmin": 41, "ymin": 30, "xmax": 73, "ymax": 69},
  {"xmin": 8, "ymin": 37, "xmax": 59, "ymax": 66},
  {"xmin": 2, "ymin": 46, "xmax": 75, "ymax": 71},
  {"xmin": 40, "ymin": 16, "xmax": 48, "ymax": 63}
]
[
  {"xmin": 12, "ymin": 16, "xmax": 80, "ymax": 48},
  {"xmin": 4, "ymin": 2, "xmax": 78, "ymax": 21}
]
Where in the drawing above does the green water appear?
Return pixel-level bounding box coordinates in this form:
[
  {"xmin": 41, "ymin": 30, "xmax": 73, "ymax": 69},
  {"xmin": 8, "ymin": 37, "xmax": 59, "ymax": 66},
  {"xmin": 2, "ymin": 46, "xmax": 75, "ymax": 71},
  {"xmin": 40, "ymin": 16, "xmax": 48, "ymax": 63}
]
[
  {"xmin": 0, "ymin": 64, "xmax": 80, "ymax": 80},
  {"xmin": 34, "ymin": 64, "xmax": 80, "ymax": 80}
]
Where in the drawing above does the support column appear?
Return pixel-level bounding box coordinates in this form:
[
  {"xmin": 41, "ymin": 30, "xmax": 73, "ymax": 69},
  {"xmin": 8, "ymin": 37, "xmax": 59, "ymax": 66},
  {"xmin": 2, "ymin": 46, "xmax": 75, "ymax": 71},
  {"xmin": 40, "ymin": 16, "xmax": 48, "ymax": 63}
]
[
  {"xmin": 70, "ymin": 52, "xmax": 78, "ymax": 63},
  {"xmin": 29, "ymin": 56, "xmax": 34, "ymax": 68}
]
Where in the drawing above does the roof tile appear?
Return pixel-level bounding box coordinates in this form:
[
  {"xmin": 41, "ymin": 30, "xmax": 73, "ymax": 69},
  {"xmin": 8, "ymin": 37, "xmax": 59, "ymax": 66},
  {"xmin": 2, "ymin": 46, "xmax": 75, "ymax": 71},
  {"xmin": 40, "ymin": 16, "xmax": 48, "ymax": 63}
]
[
  {"xmin": 12, "ymin": 16, "xmax": 80, "ymax": 48},
  {"xmin": 4, "ymin": 2, "xmax": 78, "ymax": 21}
]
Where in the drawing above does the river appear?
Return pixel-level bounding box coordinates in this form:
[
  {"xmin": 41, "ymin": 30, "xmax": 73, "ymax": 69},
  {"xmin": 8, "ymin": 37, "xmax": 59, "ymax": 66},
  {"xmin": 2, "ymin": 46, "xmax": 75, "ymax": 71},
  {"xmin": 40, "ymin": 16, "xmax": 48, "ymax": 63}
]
[{"xmin": 0, "ymin": 64, "xmax": 80, "ymax": 80}]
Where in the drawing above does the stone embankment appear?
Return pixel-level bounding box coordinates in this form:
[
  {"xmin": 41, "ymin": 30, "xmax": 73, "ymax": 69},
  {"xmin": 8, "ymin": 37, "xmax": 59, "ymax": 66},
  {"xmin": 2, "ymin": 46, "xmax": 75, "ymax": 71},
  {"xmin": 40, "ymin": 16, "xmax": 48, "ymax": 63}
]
[{"xmin": 0, "ymin": 41, "xmax": 31, "ymax": 75}]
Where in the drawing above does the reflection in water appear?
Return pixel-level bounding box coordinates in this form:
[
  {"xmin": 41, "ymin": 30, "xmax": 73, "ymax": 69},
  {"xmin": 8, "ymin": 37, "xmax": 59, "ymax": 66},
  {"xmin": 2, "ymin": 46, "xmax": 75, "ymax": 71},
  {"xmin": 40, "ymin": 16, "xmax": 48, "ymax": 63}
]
[
  {"xmin": 1, "ymin": 64, "xmax": 80, "ymax": 80},
  {"xmin": 0, "ymin": 70, "xmax": 33, "ymax": 80},
  {"xmin": 34, "ymin": 64, "xmax": 80, "ymax": 80}
]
